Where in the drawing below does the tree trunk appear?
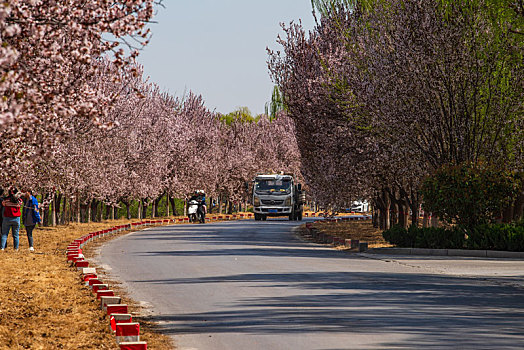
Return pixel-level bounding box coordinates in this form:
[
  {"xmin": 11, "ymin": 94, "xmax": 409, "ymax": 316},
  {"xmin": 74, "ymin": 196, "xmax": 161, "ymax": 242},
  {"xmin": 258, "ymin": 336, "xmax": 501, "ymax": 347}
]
[
  {"xmin": 397, "ymin": 202, "xmax": 406, "ymax": 229},
  {"xmin": 60, "ymin": 195, "xmax": 66, "ymax": 225},
  {"xmin": 409, "ymin": 192, "xmax": 420, "ymax": 228},
  {"xmin": 397, "ymin": 200, "xmax": 410, "ymax": 229},
  {"xmin": 151, "ymin": 200, "xmax": 156, "ymax": 219},
  {"xmin": 381, "ymin": 208, "xmax": 390, "ymax": 230},
  {"xmin": 105, "ymin": 203, "xmax": 111, "ymax": 221},
  {"xmin": 154, "ymin": 195, "xmax": 162, "ymax": 217},
  {"xmin": 410, "ymin": 202, "xmax": 419, "ymax": 228},
  {"xmin": 422, "ymin": 211, "xmax": 430, "ymax": 228},
  {"xmin": 512, "ymin": 191, "xmax": 524, "ymax": 222},
  {"xmin": 166, "ymin": 195, "xmax": 170, "ymax": 217},
  {"xmin": 391, "ymin": 202, "xmax": 399, "ymax": 227},
  {"xmin": 430, "ymin": 213, "xmax": 439, "ymax": 227},
  {"xmin": 94, "ymin": 200, "xmax": 100, "ymax": 222},
  {"xmin": 125, "ymin": 201, "xmax": 131, "ymax": 220},
  {"xmin": 381, "ymin": 189, "xmax": 391, "ymax": 230},
  {"xmin": 169, "ymin": 197, "xmax": 177, "ymax": 216},
  {"xmin": 372, "ymin": 204, "xmax": 379, "ymax": 228},
  {"xmin": 502, "ymin": 205, "xmax": 514, "ymax": 223},
  {"xmin": 92, "ymin": 200, "xmax": 97, "ymax": 222},
  {"xmin": 52, "ymin": 192, "xmax": 58, "ymax": 227},
  {"xmin": 87, "ymin": 199, "xmax": 92, "ymax": 223},
  {"xmin": 141, "ymin": 200, "xmax": 148, "ymax": 219},
  {"xmin": 42, "ymin": 193, "xmax": 49, "ymax": 226},
  {"xmin": 79, "ymin": 202, "xmax": 86, "ymax": 223},
  {"xmin": 90, "ymin": 200, "xmax": 95, "ymax": 222},
  {"xmin": 76, "ymin": 196, "xmax": 81, "ymax": 223},
  {"xmin": 69, "ymin": 196, "xmax": 74, "ymax": 224},
  {"xmin": 98, "ymin": 201, "xmax": 103, "ymax": 222}
]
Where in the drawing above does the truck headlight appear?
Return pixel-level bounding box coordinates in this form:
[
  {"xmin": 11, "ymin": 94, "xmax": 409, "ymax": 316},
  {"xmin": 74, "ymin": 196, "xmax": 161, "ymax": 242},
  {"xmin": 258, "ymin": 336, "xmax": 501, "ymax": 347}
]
[
  {"xmin": 285, "ymin": 197, "xmax": 291, "ymax": 206},
  {"xmin": 254, "ymin": 197, "xmax": 260, "ymax": 206}
]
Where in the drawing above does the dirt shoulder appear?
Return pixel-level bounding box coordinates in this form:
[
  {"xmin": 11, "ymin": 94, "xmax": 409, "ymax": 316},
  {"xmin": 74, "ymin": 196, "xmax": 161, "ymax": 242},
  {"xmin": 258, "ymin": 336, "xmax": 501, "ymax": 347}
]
[
  {"xmin": 0, "ymin": 219, "xmax": 174, "ymax": 350},
  {"xmin": 298, "ymin": 217, "xmax": 392, "ymax": 249}
]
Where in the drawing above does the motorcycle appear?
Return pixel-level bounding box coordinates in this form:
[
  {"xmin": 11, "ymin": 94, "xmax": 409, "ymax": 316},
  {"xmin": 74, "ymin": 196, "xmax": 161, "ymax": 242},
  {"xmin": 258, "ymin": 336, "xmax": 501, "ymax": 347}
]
[{"xmin": 188, "ymin": 199, "xmax": 200, "ymax": 223}]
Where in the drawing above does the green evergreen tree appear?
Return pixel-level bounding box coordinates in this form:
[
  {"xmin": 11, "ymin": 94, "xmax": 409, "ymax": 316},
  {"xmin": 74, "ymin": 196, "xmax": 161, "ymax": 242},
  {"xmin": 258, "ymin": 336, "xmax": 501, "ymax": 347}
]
[{"xmin": 264, "ymin": 86, "xmax": 286, "ymax": 121}]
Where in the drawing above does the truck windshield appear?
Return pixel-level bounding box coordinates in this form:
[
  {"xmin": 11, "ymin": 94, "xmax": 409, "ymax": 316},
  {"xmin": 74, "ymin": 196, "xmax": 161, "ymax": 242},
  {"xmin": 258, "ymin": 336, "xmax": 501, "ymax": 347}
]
[{"xmin": 255, "ymin": 179, "xmax": 292, "ymax": 195}]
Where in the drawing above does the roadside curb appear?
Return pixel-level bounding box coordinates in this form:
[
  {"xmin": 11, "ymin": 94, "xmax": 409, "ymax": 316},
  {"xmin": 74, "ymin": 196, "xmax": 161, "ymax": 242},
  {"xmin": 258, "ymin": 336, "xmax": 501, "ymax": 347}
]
[
  {"xmin": 367, "ymin": 247, "xmax": 524, "ymax": 259},
  {"xmin": 302, "ymin": 219, "xmax": 524, "ymax": 260},
  {"xmin": 66, "ymin": 214, "xmax": 254, "ymax": 349}
]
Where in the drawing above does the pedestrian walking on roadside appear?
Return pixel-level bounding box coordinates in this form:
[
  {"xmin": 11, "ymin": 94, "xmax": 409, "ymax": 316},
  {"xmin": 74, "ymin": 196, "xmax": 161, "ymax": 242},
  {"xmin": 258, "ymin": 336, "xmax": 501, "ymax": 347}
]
[
  {"xmin": 23, "ymin": 190, "xmax": 40, "ymax": 252},
  {"xmin": 0, "ymin": 187, "xmax": 4, "ymax": 239},
  {"xmin": 1, "ymin": 187, "xmax": 23, "ymax": 251}
]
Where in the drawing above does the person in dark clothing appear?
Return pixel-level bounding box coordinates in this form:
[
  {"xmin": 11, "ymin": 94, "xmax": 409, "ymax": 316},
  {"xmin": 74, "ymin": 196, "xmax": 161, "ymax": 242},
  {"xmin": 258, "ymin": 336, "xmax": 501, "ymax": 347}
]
[
  {"xmin": 189, "ymin": 190, "xmax": 206, "ymax": 223},
  {"xmin": 0, "ymin": 187, "xmax": 4, "ymax": 236},
  {"xmin": 197, "ymin": 191, "xmax": 207, "ymax": 223},
  {"xmin": 189, "ymin": 191, "xmax": 199, "ymax": 203},
  {"xmin": 22, "ymin": 190, "xmax": 41, "ymax": 252}
]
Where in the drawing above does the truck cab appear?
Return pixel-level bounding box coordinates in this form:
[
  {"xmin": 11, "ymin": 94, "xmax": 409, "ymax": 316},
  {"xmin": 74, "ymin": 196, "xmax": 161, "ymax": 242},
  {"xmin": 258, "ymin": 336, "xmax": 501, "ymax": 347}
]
[{"xmin": 252, "ymin": 174, "xmax": 304, "ymax": 221}]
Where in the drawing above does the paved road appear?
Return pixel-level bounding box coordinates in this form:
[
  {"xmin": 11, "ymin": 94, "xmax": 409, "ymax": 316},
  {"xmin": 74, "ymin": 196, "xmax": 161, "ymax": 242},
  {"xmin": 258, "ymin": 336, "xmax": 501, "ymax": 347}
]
[{"xmin": 98, "ymin": 219, "xmax": 524, "ymax": 350}]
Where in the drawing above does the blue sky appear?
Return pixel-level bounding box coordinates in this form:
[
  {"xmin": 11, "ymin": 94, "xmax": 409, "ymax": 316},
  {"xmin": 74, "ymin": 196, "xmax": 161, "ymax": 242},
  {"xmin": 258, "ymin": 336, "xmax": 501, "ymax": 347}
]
[{"xmin": 136, "ymin": 1, "xmax": 316, "ymax": 115}]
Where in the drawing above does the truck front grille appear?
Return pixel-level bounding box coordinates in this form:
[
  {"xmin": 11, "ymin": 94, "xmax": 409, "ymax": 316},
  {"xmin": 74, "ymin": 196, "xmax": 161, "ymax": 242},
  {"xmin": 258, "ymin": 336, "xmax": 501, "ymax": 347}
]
[{"xmin": 261, "ymin": 200, "xmax": 284, "ymax": 205}]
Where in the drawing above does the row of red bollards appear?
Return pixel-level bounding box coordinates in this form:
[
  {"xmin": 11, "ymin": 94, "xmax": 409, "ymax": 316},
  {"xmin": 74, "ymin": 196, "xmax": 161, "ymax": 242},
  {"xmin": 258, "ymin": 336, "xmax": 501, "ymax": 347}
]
[
  {"xmin": 68, "ymin": 223, "xmax": 148, "ymax": 349},
  {"xmin": 66, "ymin": 214, "xmax": 255, "ymax": 349}
]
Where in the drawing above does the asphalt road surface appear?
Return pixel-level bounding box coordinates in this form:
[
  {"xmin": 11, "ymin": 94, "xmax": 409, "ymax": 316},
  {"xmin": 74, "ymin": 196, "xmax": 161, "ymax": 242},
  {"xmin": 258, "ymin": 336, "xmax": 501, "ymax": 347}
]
[{"xmin": 98, "ymin": 218, "xmax": 524, "ymax": 350}]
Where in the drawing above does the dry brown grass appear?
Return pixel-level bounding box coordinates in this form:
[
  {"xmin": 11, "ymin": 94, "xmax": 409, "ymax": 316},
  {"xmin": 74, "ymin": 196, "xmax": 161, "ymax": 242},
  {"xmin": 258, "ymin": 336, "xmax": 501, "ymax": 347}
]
[
  {"xmin": 0, "ymin": 218, "xmax": 175, "ymax": 350},
  {"xmin": 302, "ymin": 219, "xmax": 393, "ymax": 249}
]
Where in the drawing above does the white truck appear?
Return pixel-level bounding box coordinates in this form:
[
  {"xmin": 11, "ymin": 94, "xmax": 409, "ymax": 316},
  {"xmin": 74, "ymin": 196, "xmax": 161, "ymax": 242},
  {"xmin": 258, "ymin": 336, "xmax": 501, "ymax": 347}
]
[{"xmin": 252, "ymin": 174, "xmax": 305, "ymax": 221}]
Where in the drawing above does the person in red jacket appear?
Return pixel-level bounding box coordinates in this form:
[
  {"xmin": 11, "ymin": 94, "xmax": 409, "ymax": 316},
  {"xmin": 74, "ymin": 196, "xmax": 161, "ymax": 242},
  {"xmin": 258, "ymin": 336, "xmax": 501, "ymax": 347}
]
[{"xmin": 1, "ymin": 187, "xmax": 23, "ymax": 251}]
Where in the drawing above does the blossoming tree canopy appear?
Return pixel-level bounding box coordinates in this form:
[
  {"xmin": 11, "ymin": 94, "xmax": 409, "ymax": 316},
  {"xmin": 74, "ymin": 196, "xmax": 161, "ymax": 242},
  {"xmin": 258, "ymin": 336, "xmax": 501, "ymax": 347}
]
[{"xmin": 0, "ymin": 0, "xmax": 156, "ymax": 178}]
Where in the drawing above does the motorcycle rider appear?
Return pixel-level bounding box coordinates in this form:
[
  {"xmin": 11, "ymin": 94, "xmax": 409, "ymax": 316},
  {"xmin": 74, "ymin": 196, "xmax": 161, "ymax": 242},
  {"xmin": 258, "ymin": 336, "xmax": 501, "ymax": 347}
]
[
  {"xmin": 189, "ymin": 191, "xmax": 199, "ymax": 203},
  {"xmin": 188, "ymin": 190, "xmax": 206, "ymax": 223},
  {"xmin": 196, "ymin": 190, "xmax": 206, "ymax": 223}
]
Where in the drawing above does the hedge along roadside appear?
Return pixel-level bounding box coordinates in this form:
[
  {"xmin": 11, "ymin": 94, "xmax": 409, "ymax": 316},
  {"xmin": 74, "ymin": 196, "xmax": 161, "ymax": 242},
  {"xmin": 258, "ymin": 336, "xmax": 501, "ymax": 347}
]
[{"xmin": 382, "ymin": 222, "xmax": 524, "ymax": 252}]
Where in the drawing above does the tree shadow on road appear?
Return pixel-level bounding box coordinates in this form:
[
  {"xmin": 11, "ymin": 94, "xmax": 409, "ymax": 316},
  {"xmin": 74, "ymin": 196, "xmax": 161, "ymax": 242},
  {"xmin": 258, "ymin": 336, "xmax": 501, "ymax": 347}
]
[
  {"xmin": 131, "ymin": 221, "xmax": 347, "ymax": 260},
  {"xmin": 137, "ymin": 271, "xmax": 524, "ymax": 349},
  {"xmin": 115, "ymin": 222, "xmax": 524, "ymax": 349}
]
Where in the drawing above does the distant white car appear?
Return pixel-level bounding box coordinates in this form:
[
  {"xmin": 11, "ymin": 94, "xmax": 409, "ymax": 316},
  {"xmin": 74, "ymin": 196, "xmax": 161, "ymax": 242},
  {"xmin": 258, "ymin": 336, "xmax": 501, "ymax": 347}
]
[{"xmin": 349, "ymin": 200, "xmax": 369, "ymax": 212}]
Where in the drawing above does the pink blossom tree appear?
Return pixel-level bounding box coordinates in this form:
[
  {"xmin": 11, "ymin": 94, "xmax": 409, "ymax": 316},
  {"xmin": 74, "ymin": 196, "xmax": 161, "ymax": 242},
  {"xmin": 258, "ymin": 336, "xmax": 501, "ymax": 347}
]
[{"xmin": 0, "ymin": 0, "xmax": 156, "ymax": 180}]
